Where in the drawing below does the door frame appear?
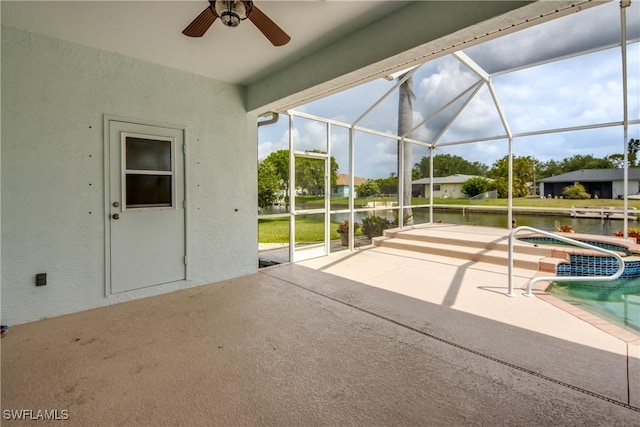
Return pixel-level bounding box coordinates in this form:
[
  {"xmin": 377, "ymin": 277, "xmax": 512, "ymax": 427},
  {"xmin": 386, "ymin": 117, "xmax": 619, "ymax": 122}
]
[
  {"xmin": 103, "ymin": 115, "xmax": 190, "ymax": 297},
  {"xmin": 291, "ymin": 151, "xmax": 329, "ymax": 262}
]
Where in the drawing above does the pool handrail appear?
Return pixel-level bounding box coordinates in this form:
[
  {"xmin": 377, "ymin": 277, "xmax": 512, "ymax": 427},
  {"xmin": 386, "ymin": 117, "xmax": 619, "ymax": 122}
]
[{"xmin": 507, "ymin": 226, "xmax": 625, "ymax": 297}]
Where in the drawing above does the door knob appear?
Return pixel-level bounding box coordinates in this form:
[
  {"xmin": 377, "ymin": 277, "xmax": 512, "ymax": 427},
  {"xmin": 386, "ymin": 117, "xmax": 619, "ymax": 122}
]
[{"xmin": 112, "ymin": 214, "xmax": 120, "ymax": 220}]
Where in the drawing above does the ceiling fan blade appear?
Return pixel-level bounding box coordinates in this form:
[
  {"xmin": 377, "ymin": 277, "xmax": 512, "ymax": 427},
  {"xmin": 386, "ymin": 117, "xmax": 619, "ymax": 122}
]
[
  {"xmin": 182, "ymin": 6, "xmax": 217, "ymax": 37},
  {"xmin": 248, "ymin": 6, "xmax": 290, "ymax": 46}
]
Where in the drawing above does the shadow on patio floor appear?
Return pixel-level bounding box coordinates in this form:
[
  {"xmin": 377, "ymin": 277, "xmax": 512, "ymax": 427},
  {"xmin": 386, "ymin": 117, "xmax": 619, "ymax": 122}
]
[{"xmin": 2, "ymin": 261, "xmax": 639, "ymax": 426}]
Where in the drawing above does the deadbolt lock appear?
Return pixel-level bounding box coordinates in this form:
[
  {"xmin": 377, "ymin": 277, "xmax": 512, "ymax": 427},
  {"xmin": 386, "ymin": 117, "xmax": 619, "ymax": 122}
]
[{"xmin": 113, "ymin": 201, "xmax": 120, "ymax": 208}]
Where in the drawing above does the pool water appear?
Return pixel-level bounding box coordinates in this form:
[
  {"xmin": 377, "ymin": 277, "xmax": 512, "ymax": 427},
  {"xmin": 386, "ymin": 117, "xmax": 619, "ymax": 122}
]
[
  {"xmin": 519, "ymin": 236, "xmax": 640, "ymax": 332},
  {"xmin": 547, "ymin": 278, "xmax": 640, "ymax": 333}
]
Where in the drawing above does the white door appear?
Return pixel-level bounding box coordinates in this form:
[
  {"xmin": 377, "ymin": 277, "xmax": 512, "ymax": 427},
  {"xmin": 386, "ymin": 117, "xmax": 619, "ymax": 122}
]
[{"xmin": 107, "ymin": 120, "xmax": 186, "ymax": 294}]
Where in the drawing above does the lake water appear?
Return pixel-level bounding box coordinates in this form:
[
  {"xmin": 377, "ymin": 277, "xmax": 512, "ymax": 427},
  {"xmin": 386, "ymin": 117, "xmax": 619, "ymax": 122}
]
[
  {"xmin": 262, "ymin": 205, "xmax": 630, "ymax": 236},
  {"xmin": 420, "ymin": 210, "xmax": 621, "ymax": 236},
  {"xmin": 362, "ymin": 209, "xmax": 623, "ymax": 236}
]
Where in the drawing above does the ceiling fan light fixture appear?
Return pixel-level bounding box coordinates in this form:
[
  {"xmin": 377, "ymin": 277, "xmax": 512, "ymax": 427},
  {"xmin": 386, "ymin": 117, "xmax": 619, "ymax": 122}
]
[
  {"xmin": 214, "ymin": 0, "xmax": 253, "ymax": 27},
  {"xmin": 183, "ymin": 0, "xmax": 289, "ymax": 46}
]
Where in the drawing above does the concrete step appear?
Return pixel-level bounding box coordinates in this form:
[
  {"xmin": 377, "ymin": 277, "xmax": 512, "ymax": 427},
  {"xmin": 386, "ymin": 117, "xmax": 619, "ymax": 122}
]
[
  {"xmin": 382, "ymin": 228, "xmax": 554, "ymax": 257},
  {"xmin": 374, "ymin": 236, "xmax": 548, "ymax": 271},
  {"xmin": 373, "ymin": 223, "xmax": 637, "ymax": 277},
  {"xmin": 373, "ymin": 226, "xmax": 569, "ymax": 272}
]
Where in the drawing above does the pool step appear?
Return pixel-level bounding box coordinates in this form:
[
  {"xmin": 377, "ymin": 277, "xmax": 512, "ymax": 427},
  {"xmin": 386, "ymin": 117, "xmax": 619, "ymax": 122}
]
[
  {"xmin": 374, "ymin": 226, "xmax": 559, "ymax": 271},
  {"xmin": 382, "ymin": 228, "xmax": 553, "ymax": 256}
]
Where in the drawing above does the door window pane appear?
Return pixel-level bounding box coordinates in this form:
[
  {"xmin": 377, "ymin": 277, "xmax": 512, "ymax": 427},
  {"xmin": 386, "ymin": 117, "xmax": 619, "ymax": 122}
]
[
  {"xmin": 126, "ymin": 137, "xmax": 171, "ymax": 171},
  {"xmin": 126, "ymin": 175, "xmax": 172, "ymax": 208}
]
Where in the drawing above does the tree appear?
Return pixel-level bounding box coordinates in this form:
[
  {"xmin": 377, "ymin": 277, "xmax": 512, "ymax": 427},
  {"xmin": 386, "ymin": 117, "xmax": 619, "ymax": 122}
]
[
  {"xmin": 356, "ymin": 180, "xmax": 380, "ymax": 198},
  {"xmin": 263, "ymin": 149, "xmax": 338, "ymax": 196},
  {"xmin": 630, "ymin": 138, "xmax": 640, "ymax": 166},
  {"xmin": 257, "ymin": 160, "xmax": 281, "ymax": 209},
  {"xmin": 413, "ymin": 154, "xmax": 489, "ymax": 178},
  {"xmin": 607, "ymin": 138, "xmax": 640, "ymax": 168},
  {"xmin": 562, "ymin": 183, "xmax": 590, "ymax": 199},
  {"xmin": 371, "ymin": 175, "xmax": 398, "ymax": 195},
  {"xmin": 263, "ymin": 150, "xmax": 290, "ymax": 193},
  {"xmin": 537, "ymin": 154, "xmax": 613, "ymax": 179},
  {"xmin": 607, "ymin": 153, "xmax": 626, "ymax": 169},
  {"xmin": 558, "ymin": 154, "xmax": 613, "ymax": 173},
  {"xmin": 461, "ymin": 177, "xmax": 492, "ymax": 198},
  {"xmin": 398, "ymin": 71, "xmax": 414, "ymax": 224},
  {"xmin": 329, "ymin": 155, "xmax": 339, "ymax": 188},
  {"xmin": 492, "ymin": 178, "xmax": 509, "ymax": 200},
  {"xmin": 487, "ymin": 156, "xmax": 534, "ymax": 198},
  {"xmin": 295, "ymin": 157, "xmax": 324, "ymax": 195},
  {"xmin": 537, "ymin": 159, "xmax": 562, "ymax": 179}
]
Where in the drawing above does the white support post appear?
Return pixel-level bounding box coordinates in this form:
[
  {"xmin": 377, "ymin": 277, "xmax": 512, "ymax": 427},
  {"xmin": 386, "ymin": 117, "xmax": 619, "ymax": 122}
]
[
  {"xmin": 349, "ymin": 127, "xmax": 355, "ymax": 251},
  {"xmin": 398, "ymin": 137, "xmax": 404, "ymax": 229},
  {"xmin": 487, "ymin": 79, "xmax": 513, "ymax": 229},
  {"xmin": 325, "ymin": 122, "xmax": 331, "ymax": 255},
  {"xmin": 288, "ymin": 114, "xmax": 295, "ymax": 262},
  {"xmin": 429, "ymin": 146, "xmax": 434, "ymax": 223},
  {"xmin": 620, "ymin": 0, "xmax": 630, "ymax": 238}
]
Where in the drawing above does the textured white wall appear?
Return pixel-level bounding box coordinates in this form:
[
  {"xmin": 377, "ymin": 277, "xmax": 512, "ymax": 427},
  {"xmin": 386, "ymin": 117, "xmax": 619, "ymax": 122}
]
[
  {"xmin": 1, "ymin": 27, "xmax": 258, "ymax": 325},
  {"xmin": 612, "ymin": 180, "xmax": 640, "ymax": 199}
]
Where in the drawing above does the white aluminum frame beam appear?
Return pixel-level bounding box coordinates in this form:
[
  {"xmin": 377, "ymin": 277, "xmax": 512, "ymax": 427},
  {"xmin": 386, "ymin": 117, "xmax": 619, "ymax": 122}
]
[{"xmin": 405, "ymin": 80, "xmax": 482, "ymax": 139}]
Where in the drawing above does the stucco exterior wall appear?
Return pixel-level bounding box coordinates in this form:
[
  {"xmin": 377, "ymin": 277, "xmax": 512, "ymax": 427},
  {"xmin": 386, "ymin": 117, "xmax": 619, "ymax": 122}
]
[
  {"xmin": 613, "ymin": 180, "xmax": 640, "ymax": 198},
  {"xmin": 419, "ymin": 183, "xmax": 466, "ymax": 199},
  {"xmin": 1, "ymin": 27, "xmax": 257, "ymax": 325}
]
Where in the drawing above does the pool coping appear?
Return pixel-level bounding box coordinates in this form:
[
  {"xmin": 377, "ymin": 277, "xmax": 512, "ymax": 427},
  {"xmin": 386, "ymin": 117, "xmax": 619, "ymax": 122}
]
[
  {"xmin": 529, "ymin": 277, "xmax": 640, "ymax": 344},
  {"xmin": 519, "ymin": 232, "xmax": 640, "ymax": 257}
]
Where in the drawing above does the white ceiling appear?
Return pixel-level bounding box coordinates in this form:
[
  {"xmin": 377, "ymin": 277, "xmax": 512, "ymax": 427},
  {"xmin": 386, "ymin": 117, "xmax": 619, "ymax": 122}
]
[
  {"xmin": 4, "ymin": 1, "xmax": 607, "ymax": 113},
  {"xmin": 1, "ymin": 1, "xmax": 409, "ymax": 86}
]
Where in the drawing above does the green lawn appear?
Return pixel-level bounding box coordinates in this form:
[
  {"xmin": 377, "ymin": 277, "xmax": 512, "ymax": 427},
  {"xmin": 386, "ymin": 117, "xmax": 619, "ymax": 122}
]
[
  {"xmin": 258, "ymin": 217, "xmax": 291, "ymax": 243},
  {"xmin": 259, "ymin": 216, "xmax": 350, "ymax": 243}
]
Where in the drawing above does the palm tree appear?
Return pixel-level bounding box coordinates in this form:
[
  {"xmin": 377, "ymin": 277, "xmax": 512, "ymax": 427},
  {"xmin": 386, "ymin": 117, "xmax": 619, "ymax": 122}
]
[{"xmin": 398, "ymin": 72, "xmax": 414, "ymax": 225}]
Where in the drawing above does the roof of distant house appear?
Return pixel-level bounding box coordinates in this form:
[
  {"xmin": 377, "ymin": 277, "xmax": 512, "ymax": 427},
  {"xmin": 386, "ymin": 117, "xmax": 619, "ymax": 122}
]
[
  {"xmin": 539, "ymin": 168, "xmax": 640, "ymax": 183},
  {"xmin": 412, "ymin": 174, "xmax": 483, "ymax": 185},
  {"xmin": 336, "ymin": 174, "xmax": 367, "ymax": 186}
]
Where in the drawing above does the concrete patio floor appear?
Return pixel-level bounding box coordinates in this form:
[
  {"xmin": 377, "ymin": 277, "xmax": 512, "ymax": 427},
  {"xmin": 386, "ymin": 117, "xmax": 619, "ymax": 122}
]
[{"xmin": 2, "ymin": 226, "xmax": 640, "ymax": 426}]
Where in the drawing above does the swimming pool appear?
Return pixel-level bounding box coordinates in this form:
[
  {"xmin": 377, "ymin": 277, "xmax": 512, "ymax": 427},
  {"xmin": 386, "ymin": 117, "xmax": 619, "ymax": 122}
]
[
  {"xmin": 518, "ymin": 234, "xmax": 640, "ymax": 333},
  {"xmin": 519, "ymin": 235, "xmax": 640, "ymax": 278},
  {"xmin": 547, "ymin": 278, "xmax": 640, "ymax": 333}
]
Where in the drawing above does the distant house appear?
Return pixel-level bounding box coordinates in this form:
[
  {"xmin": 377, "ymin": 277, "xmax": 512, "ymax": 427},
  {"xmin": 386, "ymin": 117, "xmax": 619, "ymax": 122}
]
[
  {"xmin": 412, "ymin": 174, "xmax": 482, "ymax": 199},
  {"xmin": 332, "ymin": 174, "xmax": 367, "ymax": 197},
  {"xmin": 539, "ymin": 168, "xmax": 640, "ymax": 199}
]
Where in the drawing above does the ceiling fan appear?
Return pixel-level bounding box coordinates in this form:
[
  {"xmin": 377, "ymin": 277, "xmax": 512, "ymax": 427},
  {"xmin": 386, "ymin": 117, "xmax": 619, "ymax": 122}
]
[{"xmin": 182, "ymin": 0, "xmax": 291, "ymax": 47}]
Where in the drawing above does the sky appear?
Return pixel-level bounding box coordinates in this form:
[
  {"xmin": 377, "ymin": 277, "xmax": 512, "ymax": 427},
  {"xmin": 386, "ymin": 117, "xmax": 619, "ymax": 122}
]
[{"xmin": 258, "ymin": 1, "xmax": 640, "ymax": 179}]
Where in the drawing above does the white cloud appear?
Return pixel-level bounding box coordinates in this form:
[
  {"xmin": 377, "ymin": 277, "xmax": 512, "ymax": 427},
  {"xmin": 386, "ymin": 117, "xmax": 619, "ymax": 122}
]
[
  {"xmin": 353, "ymin": 133, "xmax": 399, "ymax": 179},
  {"xmin": 416, "ymin": 57, "xmax": 478, "ymax": 117}
]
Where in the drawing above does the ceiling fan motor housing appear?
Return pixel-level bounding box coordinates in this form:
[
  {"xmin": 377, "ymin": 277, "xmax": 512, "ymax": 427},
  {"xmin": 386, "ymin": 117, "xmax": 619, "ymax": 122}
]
[
  {"xmin": 213, "ymin": 0, "xmax": 254, "ymax": 27},
  {"xmin": 184, "ymin": 0, "xmax": 289, "ymax": 46}
]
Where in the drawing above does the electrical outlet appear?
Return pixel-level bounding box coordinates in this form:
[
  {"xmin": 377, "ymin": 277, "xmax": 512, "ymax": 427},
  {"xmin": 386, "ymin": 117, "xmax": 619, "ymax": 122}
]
[{"xmin": 35, "ymin": 273, "xmax": 47, "ymax": 286}]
